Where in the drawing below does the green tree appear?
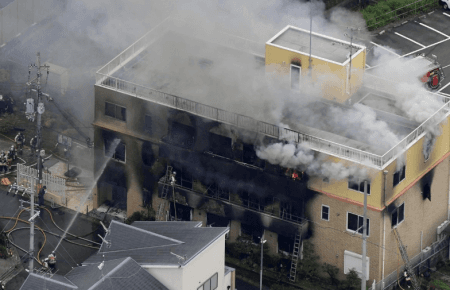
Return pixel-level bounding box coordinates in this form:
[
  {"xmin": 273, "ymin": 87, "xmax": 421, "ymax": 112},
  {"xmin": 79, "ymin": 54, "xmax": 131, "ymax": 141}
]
[
  {"xmin": 297, "ymin": 241, "xmax": 322, "ymax": 282},
  {"xmin": 125, "ymin": 205, "xmax": 156, "ymax": 224},
  {"xmin": 323, "ymin": 263, "xmax": 340, "ymax": 289},
  {"xmin": 340, "ymin": 269, "xmax": 361, "ymax": 290}
]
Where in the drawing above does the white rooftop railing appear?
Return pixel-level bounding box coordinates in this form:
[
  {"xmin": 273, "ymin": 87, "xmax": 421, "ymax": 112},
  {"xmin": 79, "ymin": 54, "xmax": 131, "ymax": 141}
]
[{"xmin": 95, "ymin": 19, "xmax": 450, "ymax": 170}]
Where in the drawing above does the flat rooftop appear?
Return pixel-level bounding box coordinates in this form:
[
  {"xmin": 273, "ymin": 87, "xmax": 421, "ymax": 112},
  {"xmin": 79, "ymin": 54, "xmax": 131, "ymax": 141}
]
[
  {"xmin": 96, "ymin": 18, "xmax": 447, "ymax": 169},
  {"xmin": 268, "ymin": 26, "xmax": 365, "ymax": 65}
]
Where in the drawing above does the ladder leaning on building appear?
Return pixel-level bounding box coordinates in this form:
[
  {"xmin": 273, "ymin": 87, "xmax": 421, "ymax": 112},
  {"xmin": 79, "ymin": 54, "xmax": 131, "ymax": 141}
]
[
  {"xmin": 289, "ymin": 223, "xmax": 304, "ymax": 282},
  {"xmin": 393, "ymin": 228, "xmax": 420, "ymax": 290}
]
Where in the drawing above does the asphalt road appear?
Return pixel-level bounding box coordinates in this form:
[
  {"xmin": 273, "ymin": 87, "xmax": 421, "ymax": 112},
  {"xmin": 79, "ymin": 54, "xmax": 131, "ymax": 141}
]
[
  {"xmin": 0, "ymin": 136, "xmax": 101, "ymax": 288},
  {"xmin": 366, "ymin": 8, "xmax": 450, "ymax": 96}
]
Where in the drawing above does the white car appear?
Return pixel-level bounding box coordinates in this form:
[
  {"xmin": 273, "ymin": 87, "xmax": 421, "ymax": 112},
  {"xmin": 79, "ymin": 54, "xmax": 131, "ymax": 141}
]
[{"xmin": 439, "ymin": 0, "xmax": 450, "ymax": 10}]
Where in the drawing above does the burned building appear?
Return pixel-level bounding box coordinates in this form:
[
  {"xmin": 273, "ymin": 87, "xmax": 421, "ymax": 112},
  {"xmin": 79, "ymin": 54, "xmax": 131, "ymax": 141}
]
[{"xmin": 93, "ymin": 17, "xmax": 450, "ymax": 288}]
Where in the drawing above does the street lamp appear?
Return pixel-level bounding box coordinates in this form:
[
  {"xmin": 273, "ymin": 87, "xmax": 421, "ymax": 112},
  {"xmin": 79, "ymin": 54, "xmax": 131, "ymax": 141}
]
[{"xmin": 259, "ymin": 236, "xmax": 267, "ymax": 290}]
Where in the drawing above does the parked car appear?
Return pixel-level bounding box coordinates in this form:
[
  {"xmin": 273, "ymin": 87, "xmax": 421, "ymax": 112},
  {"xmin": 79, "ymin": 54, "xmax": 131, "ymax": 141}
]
[{"xmin": 439, "ymin": 0, "xmax": 450, "ymax": 10}]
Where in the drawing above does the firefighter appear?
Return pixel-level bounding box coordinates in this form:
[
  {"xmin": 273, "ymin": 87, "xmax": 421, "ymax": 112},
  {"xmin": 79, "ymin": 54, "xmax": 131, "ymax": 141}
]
[
  {"xmin": 38, "ymin": 186, "xmax": 46, "ymax": 216},
  {"xmin": 30, "ymin": 135, "xmax": 38, "ymax": 156},
  {"xmin": 404, "ymin": 270, "xmax": 412, "ymax": 289},
  {"xmin": 6, "ymin": 149, "xmax": 13, "ymax": 173},
  {"xmin": 14, "ymin": 132, "xmax": 25, "ymax": 154},
  {"xmin": 170, "ymin": 171, "xmax": 176, "ymax": 186},
  {"xmin": 0, "ymin": 152, "xmax": 6, "ymax": 174},
  {"xmin": 43, "ymin": 253, "xmax": 56, "ymax": 271},
  {"xmin": 10, "ymin": 146, "xmax": 16, "ymax": 161}
]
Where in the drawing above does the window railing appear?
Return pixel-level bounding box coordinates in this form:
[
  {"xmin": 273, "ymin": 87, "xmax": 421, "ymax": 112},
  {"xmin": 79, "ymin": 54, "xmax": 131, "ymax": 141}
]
[{"xmin": 160, "ymin": 176, "xmax": 306, "ymax": 225}]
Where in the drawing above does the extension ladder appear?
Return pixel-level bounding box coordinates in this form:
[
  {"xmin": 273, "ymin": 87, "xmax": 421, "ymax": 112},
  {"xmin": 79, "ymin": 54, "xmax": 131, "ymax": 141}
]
[
  {"xmin": 393, "ymin": 228, "xmax": 420, "ymax": 290},
  {"xmin": 289, "ymin": 223, "xmax": 303, "ymax": 282}
]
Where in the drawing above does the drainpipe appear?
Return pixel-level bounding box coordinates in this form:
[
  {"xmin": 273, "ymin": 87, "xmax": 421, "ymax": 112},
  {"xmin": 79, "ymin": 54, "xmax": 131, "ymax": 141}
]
[{"xmin": 381, "ymin": 170, "xmax": 388, "ymax": 290}]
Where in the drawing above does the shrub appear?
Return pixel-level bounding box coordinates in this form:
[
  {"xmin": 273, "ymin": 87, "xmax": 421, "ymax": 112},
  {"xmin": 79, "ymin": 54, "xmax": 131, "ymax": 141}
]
[
  {"xmin": 0, "ymin": 246, "xmax": 8, "ymax": 259},
  {"xmin": 323, "ymin": 263, "xmax": 340, "ymax": 289},
  {"xmin": 340, "ymin": 269, "xmax": 361, "ymax": 290}
]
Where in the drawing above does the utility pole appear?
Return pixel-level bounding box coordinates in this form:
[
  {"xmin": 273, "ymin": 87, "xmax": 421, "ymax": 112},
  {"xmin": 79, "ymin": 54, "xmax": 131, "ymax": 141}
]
[
  {"xmin": 260, "ymin": 235, "xmax": 267, "ymax": 290},
  {"xmin": 26, "ymin": 52, "xmax": 50, "ymax": 272},
  {"xmin": 361, "ymin": 180, "xmax": 368, "ymax": 290},
  {"xmin": 344, "ymin": 27, "xmax": 360, "ymax": 95},
  {"xmin": 308, "ymin": 9, "xmax": 313, "ymax": 73}
]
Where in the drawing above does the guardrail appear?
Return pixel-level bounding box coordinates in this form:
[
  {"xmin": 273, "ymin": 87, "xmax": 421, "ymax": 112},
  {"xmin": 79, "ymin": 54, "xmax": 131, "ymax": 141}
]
[{"xmin": 365, "ymin": 0, "xmax": 438, "ymax": 30}]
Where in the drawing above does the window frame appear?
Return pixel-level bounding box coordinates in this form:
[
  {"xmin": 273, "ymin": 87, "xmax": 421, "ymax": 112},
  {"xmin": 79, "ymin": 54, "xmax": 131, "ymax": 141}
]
[
  {"xmin": 346, "ymin": 212, "xmax": 370, "ymax": 236},
  {"xmin": 290, "ymin": 64, "xmax": 301, "ymax": 90},
  {"xmin": 321, "ymin": 205, "xmax": 330, "ymax": 221},
  {"xmin": 104, "ymin": 101, "xmax": 127, "ymax": 122},
  {"xmin": 393, "ymin": 165, "xmax": 406, "ymax": 187},
  {"xmin": 104, "ymin": 138, "xmax": 126, "ymax": 163},
  {"xmin": 348, "ymin": 178, "xmax": 371, "ymax": 195},
  {"xmin": 197, "ymin": 272, "xmax": 218, "ymax": 290},
  {"xmin": 391, "ymin": 202, "xmax": 405, "ymax": 228}
]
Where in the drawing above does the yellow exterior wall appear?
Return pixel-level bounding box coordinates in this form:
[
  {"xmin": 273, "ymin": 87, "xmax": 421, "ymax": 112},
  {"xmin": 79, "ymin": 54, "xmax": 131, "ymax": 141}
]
[
  {"xmin": 265, "ymin": 43, "xmax": 366, "ymax": 103},
  {"xmin": 385, "ymin": 115, "xmax": 450, "ymax": 204}
]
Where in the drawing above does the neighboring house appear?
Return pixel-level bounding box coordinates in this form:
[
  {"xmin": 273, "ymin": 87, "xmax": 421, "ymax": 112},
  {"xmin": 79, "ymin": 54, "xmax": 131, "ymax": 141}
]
[
  {"xmin": 93, "ymin": 16, "xmax": 450, "ymax": 289},
  {"xmin": 19, "ymin": 257, "xmax": 169, "ymax": 290},
  {"xmin": 82, "ymin": 221, "xmax": 234, "ymax": 290}
]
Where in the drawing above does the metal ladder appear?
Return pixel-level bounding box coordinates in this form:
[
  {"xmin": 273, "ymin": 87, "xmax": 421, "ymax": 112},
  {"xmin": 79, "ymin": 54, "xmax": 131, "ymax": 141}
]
[
  {"xmin": 156, "ymin": 166, "xmax": 173, "ymax": 221},
  {"xmin": 393, "ymin": 228, "xmax": 420, "ymax": 290},
  {"xmin": 289, "ymin": 223, "xmax": 303, "ymax": 282}
]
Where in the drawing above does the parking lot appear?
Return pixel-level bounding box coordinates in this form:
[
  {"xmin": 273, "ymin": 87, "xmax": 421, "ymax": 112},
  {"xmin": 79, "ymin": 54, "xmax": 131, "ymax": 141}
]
[{"xmin": 366, "ymin": 9, "xmax": 450, "ymax": 96}]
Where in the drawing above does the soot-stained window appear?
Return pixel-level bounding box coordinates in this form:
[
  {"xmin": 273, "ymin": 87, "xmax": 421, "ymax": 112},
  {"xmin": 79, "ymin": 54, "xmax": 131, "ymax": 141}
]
[
  {"xmin": 141, "ymin": 141, "xmax": 154, "ymax": 167},
  {"xmin": 347, "ymin": 212, "xmax": 369, "ymax": 236},
  {"xmin": 167, "ymin": 122, "xmax": 195, "ymax": 149},
  {"xmin": 242, "ymin": 143, "xmax": 265, "ymax": 167},
  {"xmin": 104, "ymin": 138, "xmax": 126, "ymax": 163},
  {"xmin": 391, "ymin": 203, "xmax": 405, "ymax": 228},
  {"xmin": 105, "ymin": 102, "xmax": 126, "ymax": 121},
  {"xmin": 393, "ymin": 165, "xmax": 406, "ymax": 187},
  {"xmin": 348, "ymin": 177, "xmax": 371, "ymax": 194},
  {"xmin": 208, "ymin": 132, "xmax": 233, "ymax": 159},
  {"xmin": 290, "ymin": 64, "xmax": 301, "ymax": 90}
]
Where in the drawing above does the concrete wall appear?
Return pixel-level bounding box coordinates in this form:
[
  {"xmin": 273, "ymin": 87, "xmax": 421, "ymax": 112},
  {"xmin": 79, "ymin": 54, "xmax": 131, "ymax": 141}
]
[
  {"xmin": 228, "ymin": 220, "xmax": 241, "ymax": 242},
  {"xmin": 305, "ymin": 192, "xmax": 382, "ymax": 281},
  {"xmin": 264, "ymin": 42, "xmax": 365, "ymax": 103},
  {"xmin": 192, "ymin": 208, "xmax": 207, "ymax": 227},
  {"xmin": 264, "ymin": 229, "xmax": 278, "ymax": 256},
  {"xmin": 145, "ymin": 267, "xmax": 183, "ymax": 290},
  {"xmin": 183, "ymin": 235, "xmax": 226, "ymax": 290},
  {"xmin": 382, "ymin": 156, "xmax": 449, "ymax": 277}
]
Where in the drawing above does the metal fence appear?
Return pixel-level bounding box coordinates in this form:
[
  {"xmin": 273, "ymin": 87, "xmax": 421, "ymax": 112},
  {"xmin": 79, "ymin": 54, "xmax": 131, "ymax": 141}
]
[
  {"xmin": 17, "ymin": 163, "xmax": 66, "ymax": 205},
  {"xmin": 371, "ymin": 236, "xmax": 450, "ymax": 290},
  {"xmin": 0, "ymin": 0, "xmax": 57, "ymax": 47},
  {"xmin": 365, "ymin": 0, "xmax": 439, "ymax": 30}
]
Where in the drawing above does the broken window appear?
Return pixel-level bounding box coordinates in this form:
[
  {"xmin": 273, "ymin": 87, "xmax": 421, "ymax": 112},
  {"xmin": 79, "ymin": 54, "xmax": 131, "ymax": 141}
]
[
  {"xmin": 393, "ymin": 165, "xmax": 406, "ymax": 187},
  {"xmin": 290, "ymin": 64, "xmax": 301, "ymax": 90},
  {"xmin": 167, "ymin": 122, "xmax": 195, "ymax": 149},
  {"xmin": 321, "ymin": 205, "xmax": 330, "ymax": 221},
  {"xmin": 208, "ymin": 132, "xmax": 233, "ymax": 159},
  {"xmin": 240, "ymin": 223, "xmax": 263, "ymax": 244},
  {"xmin": 347, "ymin": 212, "xmax": 369, "ymax": 236},
  {"xmin": 242, "ymin": 143, "xmax": 265, "ymax": 167},
  {"xmin": 278, "ymin": 234, "xmax": 294, "ymax": 254},
  {"xmin": 104, "ymin": 138, "xmax": 126, "ymax": 162},
  {"xmin": 392, "ymin": 203, "xmax": 405, "ymax": 227},
  {"xmin": 348, "ymin": 177, "xmax": 371, "ymax": 194},
  {"xmin": 105, "ymin": 102, "xmax": 126, "ymax": 121},
  {"xmin": 171, "ymin": 164, "xmax": 193, "ymax": 189}
]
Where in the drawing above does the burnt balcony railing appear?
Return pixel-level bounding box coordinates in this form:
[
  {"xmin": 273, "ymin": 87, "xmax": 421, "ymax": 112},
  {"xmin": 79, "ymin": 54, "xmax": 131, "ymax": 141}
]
[{"xmin": 159, "ymin": 176, "xmax": 305, "ymax": 225}]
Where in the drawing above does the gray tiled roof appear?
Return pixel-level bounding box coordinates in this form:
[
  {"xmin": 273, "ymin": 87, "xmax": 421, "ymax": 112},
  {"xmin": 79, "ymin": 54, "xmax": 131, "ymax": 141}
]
[
  {"xmin": 82, "ymin": 221, "xmax": 228, "ymax": 266},
  {"xmin": 98, "ymin": 221, "xmax": 183, "ymax": 253},
  {"xmin": 19, "ymin": 273, "xmax": 77, "ymax": 290},
  {"xmin": 66, "ymin": 257, "xmax": 169, "ymax": 290}
]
